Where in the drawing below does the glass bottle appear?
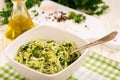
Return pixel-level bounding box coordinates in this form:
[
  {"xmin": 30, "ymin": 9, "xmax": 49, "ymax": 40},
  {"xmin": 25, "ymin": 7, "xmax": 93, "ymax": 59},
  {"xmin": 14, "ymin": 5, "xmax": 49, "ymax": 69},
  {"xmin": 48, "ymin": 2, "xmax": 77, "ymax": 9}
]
[{"xmin": 6, "ymin": 0, "xmax": 34, "ymax": 40}]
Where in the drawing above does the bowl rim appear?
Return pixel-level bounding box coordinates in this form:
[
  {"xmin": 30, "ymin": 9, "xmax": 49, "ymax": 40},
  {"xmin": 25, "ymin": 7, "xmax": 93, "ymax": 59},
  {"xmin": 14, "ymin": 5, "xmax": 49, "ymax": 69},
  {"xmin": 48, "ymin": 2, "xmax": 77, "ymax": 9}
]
[{"xmin": 4, "ymin": 24, "xmax": 89, "ymax": 77}]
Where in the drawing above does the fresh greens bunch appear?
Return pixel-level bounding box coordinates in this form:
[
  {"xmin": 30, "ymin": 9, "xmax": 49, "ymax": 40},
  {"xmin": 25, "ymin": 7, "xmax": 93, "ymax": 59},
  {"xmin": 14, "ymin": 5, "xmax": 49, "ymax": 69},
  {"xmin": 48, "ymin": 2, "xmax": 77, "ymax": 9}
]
[
  {"xmin": 52, "ymin": 0, "xmax": 109, "ymax": 15},
  {"xmin": 0, "ymin": 0, "xmax": 13, "ymax": 24},
  {"xmin": 0, "ymin": 0, "xmax": 41, "ymax": 25},
  {"xmin": 26, "ymin": 0, "xmax": 41, "ymax": 9}
]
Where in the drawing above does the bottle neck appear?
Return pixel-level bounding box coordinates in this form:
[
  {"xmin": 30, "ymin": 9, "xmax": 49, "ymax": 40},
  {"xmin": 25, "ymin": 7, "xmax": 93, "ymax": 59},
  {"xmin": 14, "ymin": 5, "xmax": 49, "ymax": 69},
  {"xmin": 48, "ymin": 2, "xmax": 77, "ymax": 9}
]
[
  {"xmin": 12, "ymin": 0, "xmax": 26, "ymax": 9},
  {"xmin": 12, "ymin": 1, "xmax": 29, "ymax": 18},
  {"xmin": 13, "ymin": 2, "xmax": 25, "ymax": 10}
]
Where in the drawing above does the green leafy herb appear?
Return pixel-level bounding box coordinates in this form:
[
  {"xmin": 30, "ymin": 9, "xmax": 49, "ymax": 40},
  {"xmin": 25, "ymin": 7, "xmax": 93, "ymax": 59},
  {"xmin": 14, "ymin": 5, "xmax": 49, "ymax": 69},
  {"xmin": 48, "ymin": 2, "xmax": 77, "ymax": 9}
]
[
  {"xmin": 68, "ymin": 11, "xmax": 86, "ymax": 23},
  {"xmin": 0, "ymin": 8, "xmax": 12, "ymax": 24},
  {"xmin": 52, "ymin": 0, "xmax": 109, "ymax": 16},
  {"xmin": 26, "ymin": 0, "xmax": 41, "ymax": 9},
  {"xmin": 31, "ymin": 10, "xmax": 39, "ymax": 17}
]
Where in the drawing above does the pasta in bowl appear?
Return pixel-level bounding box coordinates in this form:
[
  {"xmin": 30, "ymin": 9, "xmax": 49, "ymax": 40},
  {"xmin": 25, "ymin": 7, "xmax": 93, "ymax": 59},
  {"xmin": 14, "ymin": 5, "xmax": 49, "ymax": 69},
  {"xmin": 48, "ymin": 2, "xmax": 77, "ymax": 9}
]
[
  {"xmin": 15, "ymin": 39, "xmax": 80, "ymax": 74},
  {"xmin": 5, "ymin": 25, "xmax": 88, "ymax": 80}
]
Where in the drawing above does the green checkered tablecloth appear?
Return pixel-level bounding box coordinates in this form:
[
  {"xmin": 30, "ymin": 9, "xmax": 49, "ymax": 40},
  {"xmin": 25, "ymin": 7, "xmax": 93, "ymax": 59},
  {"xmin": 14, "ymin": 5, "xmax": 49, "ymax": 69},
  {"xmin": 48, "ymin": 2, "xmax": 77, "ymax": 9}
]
[
  {"xmin": 0, "ymin": 51, "xmax": 120, "ymax": 80},
  {"xmin": 82, "ymin": 52, "xmax": 120, "ymax": 80},
  {"xmin": 0, "ymin": 64, "xmax": 26, "ymax": 80}
]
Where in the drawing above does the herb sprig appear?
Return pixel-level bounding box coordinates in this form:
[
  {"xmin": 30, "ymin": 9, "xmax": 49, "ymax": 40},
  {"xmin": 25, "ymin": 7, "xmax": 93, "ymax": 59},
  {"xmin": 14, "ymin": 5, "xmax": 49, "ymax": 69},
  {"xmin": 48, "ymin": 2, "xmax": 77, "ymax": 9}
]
[{"xmin": 68, "ymin": 11, "xmax": 86, "ymax": 23}]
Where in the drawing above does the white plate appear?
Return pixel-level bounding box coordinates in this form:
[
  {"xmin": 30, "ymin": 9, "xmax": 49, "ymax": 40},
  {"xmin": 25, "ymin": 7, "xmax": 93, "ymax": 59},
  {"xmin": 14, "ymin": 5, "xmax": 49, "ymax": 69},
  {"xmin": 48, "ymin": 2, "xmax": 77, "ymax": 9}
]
[
  {"xmin": 29, "ymin": 0, "xmax": 120, "ymax": 49},
  {"xmin": 29, "ymin": 0, "xmax": 117, "ymax": 47},
  {"xmin": 99, "ymin": 0, "xmax": 120, "ymax": 49}
]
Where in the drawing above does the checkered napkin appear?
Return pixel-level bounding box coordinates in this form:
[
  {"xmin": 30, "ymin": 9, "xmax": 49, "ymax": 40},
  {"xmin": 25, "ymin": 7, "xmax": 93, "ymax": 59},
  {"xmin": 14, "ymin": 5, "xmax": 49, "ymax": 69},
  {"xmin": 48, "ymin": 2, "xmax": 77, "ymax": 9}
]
[
  {"xmin": 0, "ymin": 64, "xmax": 26, "ymax": 80},
  {"xmin": 70, "ymin": 51, "xmax": 120, "ymax": 80},
  {"xmin": 0, "ymin": 51, "xmax": 120, "ymax": 80}
]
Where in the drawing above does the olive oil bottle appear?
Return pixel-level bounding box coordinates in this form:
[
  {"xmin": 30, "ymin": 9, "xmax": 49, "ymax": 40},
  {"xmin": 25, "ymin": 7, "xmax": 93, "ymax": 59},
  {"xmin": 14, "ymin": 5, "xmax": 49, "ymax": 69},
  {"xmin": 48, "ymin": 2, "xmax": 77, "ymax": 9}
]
[{"xmin": 6, "ymin": 0, "xmax": 34, "ymax": 40}]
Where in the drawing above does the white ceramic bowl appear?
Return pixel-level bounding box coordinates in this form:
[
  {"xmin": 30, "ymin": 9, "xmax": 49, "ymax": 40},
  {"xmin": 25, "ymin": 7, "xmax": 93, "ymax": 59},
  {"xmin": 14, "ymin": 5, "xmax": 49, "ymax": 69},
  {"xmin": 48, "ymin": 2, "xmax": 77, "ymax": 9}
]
[{"xmin": 4, "ymin": 25, "xmax": 88, "ymax": 80}]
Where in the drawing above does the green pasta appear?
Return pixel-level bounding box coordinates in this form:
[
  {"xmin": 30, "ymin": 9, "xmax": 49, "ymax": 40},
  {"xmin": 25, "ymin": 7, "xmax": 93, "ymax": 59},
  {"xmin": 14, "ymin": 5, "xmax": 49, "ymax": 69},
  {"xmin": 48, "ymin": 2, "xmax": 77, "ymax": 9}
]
[{"xmin": 14, "ymin": 39, "xmax": 80, "ymax": 74}]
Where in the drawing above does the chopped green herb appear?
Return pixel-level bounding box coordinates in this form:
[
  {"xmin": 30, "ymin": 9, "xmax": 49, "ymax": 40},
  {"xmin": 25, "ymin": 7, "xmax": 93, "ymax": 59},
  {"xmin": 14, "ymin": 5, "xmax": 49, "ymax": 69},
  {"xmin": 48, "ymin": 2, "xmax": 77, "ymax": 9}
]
[
  {"xmin": 34, "ymin": 12, "xmax": 39, "ymax": 16},
  {"xmin": 31, "ymin": 10, "xmax": 37, "ymax": 13},
  {"xmin": 68, "ymin": 11, "xmax": 86, "ymax": 23},
  {"xmin": 31, "ymin": 10, "xmax": 39, "ymax": 17},
  {"xmin": 68, "ymin": 11, "xmax": 76, "ymax": 19}
]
